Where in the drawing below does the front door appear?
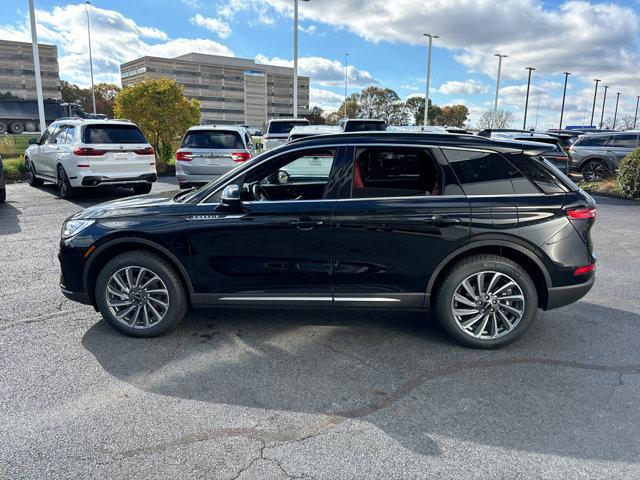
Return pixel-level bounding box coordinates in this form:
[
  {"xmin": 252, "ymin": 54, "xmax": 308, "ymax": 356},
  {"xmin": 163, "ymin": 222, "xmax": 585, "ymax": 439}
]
[
  {"xmin": 331, "ymin": 145, "xmax": 471, "ymax": 308},
  {"xmin": 187, "ymin": 146, "xmax": 345, "ymax": 306}
]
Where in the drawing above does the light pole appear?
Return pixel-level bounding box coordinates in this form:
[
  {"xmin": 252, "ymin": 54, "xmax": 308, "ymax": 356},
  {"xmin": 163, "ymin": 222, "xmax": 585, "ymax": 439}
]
[
  {"xmin": 28, "ymin": 0, "xmax": 46, "ymax": 134},
  {"xmin": 612, "ymin": 92, "xmax": 621, "ymax": 130},
  {"xmin": 493, "ymin": 54, "xmax": 507, "ymax": 115},
  {"xmin": 523, "ymin": 67, "xmax": 535, "ymax": 130},
  {"xmin": 599, "ymin": 85, "xmax": 609, "ymax": 129},
  {"xmin": 422, "ymin": 33, "xmax": 438, "ymax": 127},
  {"xmin": 85, "ymin": 1, "xmax": 96, "ymax": 115},
  {"xmin": 534, "ymin": 90, "xmax": 542, "ymax": 130},
  {"xmin": 343, "ymin": 53, "xmax": 349, "ymax": 118},
  {"xmin": 634, "ymin": 96, "xmax": 639, "ymax": 130},
  {"xmin": 559, "ymin": 72, "xmax": 570, "ymax": 129},
  {"xmin": 292, "ymin": 0, "xmax": 310, "ymax": 118},
  {"xmin": 590, "ymin": 79, "xmax": 600, "ymax": 127}
]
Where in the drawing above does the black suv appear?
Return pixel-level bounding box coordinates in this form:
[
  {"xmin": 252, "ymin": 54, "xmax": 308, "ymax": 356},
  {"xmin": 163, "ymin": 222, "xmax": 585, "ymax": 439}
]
[{"xmin": 59, "ymin": 133, "xmax": 596, "ymax": 348}]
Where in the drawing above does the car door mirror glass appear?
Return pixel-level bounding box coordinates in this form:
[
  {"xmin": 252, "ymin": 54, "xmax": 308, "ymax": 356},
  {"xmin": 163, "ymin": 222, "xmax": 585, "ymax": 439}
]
[{"xmin": 220, "ymin": 184, "xmax": 242, "ymax": 209}]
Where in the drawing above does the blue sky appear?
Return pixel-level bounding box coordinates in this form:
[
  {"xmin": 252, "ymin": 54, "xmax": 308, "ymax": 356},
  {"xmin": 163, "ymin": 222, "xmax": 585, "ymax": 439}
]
[{"xmin": 2, "ymin": 0, "xmax": 640, "ymax": 128}]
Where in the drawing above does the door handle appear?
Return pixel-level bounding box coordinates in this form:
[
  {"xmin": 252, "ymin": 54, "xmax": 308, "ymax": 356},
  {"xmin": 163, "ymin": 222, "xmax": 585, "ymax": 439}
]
[
  {"xmin": 424, "ymin": 215, "xmax": 461, "ymax": 226},
  {"xmin": 289, "ymin": 218, "xmax": 323, "ymax": 231}
]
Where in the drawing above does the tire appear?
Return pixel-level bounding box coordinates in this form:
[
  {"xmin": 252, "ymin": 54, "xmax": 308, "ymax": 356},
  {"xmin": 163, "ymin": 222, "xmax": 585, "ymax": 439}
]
[
  {"xmin": 0, "ymin": 121, "xmax": 7, "ymax": 134},
  {"xmin": 57, "ymin": 165, "xmax": 77, "ymax": 199},
  {"xmin": 9, "ymin": 122, "xmax": 24, "ymax": 134},
  {"xmin": 0, "ymin": 187, "xmax": 5, "ymax": 204},
  {"xmin": 133, "ymin": 183, "xmax": 152, "ymax": 195},
  {"xmin": 95, "ymin": 250, "xmax": 188, "ymax": 337},
  {"xmin": 434, "ymin": 254, "xmax": 538, "ymax": 348},
  {"xmin": 24, "ymin": 121, "xmax": 37, "ymax": 133},
  {"xmin": 581, "ymin": 159, "xmax": 610, "ymax": 182},
  {"xmin": 25, "ymin": 158, "xmax": 44, "ymax": 187}
]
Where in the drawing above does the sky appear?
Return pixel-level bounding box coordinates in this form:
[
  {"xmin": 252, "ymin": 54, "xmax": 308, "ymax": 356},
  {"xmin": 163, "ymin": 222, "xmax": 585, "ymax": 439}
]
[{"xmin": 2, "ymin": 0, "xmax": 640, "ymax": 129}]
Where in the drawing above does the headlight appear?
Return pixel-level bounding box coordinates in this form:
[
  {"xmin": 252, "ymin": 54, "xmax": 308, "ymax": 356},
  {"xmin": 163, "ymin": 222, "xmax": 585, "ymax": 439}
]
[{"xmin": 61, "ymin": 220, "xmax": 95, "ymax": 239}]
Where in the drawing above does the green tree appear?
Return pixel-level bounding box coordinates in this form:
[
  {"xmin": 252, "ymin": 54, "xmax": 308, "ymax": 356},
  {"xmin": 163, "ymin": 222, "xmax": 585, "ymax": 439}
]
[
  {"xmin": 404, "ymin": 96, "xmax": 442, "ymax": 126},
  {"xmin": 61, "ymin": 80, "xmax": 120, "ymax": 117},
  {"xmin": 0, "ymin": 91, "xmax": 20, "ymax": 100},
  {"xmin": 114, "ymin": 78, "xmax": 200, "ymax": 170},
  {"xmin": 305, "ymin": 106, "xmax": 326, "ymax": 125}
]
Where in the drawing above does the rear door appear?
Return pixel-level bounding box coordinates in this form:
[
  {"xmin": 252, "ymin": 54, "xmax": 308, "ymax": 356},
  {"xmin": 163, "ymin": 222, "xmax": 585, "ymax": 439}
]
[
  {"xmin": 40, "ymin": 124, "xmax": 65, "ymax": 178},
  {"xmin": 610, "ymin": 134, "xmax": 639, "ymax": 165},
  {"xmin": 330, "ymin": 144, "xmax": 471, "ymax": 308},
  {"xmin": 179, "ymin": 130, "xmax": 247, "ymax": 178},
  {"xmin": 82, "ymin": 124, "xmax": 152, "ymax": 176}
]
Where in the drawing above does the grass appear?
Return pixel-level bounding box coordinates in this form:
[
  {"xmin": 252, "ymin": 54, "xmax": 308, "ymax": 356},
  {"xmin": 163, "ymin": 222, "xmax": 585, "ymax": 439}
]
[
  {"xmin": 577, "ymin": 178, "xmax": 629, "ymax": 198},
  {"xmin": 1, "ymin": 156, "xmax": 25, "ymax": 182},
  {"xmin": 0, "ymin": 134, "xmax": 39, "ymax": 159}
]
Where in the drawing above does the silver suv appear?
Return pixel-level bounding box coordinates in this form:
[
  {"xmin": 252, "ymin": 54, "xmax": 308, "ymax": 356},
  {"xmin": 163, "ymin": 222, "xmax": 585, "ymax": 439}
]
[
  {"xmin": 569, "ymin": 132, "xmax": 639, "ymax": 181},
  {"xmin": 175, "ymin": 125, "xmax": 255, "ymax": 188}
]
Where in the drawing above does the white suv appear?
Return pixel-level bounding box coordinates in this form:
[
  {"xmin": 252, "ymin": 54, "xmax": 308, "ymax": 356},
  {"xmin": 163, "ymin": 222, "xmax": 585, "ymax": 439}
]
[{"xmin": 24, "ymin": 119, "xmax": 157, "ymax": 199}]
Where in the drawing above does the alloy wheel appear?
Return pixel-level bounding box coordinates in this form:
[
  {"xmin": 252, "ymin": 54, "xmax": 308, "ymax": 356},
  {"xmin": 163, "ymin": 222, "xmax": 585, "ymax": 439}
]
[
  {"xmin": 26, "ymin": 162, "xmax": 34, "ymax": 183},
  {"xmin": 106, "ymin": 266, "xmax": 170, "ymax": 329},
  {"xmin": 451, "ymin": 271, "xmax": 525, "ymax": 339},
  {"xmin": 583, "ymin": 161, "xmax": 606, "ymax": 181}
]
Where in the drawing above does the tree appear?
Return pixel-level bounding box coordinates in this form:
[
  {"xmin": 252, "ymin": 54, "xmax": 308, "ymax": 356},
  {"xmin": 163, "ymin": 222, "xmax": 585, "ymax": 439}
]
[
  {"xmin": 94, "ymin": 83, "xmax": 120, "ymax": 117},
  {"xmin": 305, "ymin": 106, "xmax": 326, "ymax": 125},
  {"xmin": 440, "ymin": 105, "xmax": 469, "ymax": 128},
  {"xmin": 61, "ymin": 80, "xmax": 120, "ymax": 117},
  {"xmin": 616, "ymin": 115, "xmax": 636, "ymax": 131},
  {"xmin": 0, "ymin": 91, "xmax": 20, "ymax": 100},
  {"xmin": 404, "ymin": 96, "xmax": 442, "ymax": 125},
  {"xmin": 478, "ymin": 109, "xmax": 514, "ymax": 129},
  {"xmin": 325, "ymin": 111, "xmax": 342, "ymax": 126},
  {"xmin": 357, "ymin": 86, "xmax": 402, "ymax": 122},
  {"xmin": 114, "ymin": 78, "xmax": 200, "ymax": 169}
]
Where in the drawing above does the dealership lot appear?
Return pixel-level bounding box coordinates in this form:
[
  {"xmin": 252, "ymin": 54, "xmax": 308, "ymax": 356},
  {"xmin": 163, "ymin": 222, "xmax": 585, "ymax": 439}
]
[{"xmin": 1, "ymin": 181, "xmax": 640, "ymax": 479}]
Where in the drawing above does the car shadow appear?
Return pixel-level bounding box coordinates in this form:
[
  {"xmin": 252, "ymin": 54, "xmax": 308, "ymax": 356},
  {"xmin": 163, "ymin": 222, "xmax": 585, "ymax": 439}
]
[
  {"xmin": 0, "ymin": 201, "xmax": 22, "ymax": 234},
  {"xmin": 81, "ymin": 301, "xmax": 640, "ymax": 462}
]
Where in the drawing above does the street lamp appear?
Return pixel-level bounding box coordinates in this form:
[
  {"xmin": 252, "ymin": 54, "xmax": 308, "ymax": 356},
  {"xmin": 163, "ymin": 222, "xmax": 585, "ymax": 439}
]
[
  {"xmin": 292, "ymin": 0, "xmax": 310, "ymax": 118},
  {"xmin": 343, "ymin": 53, "xmax": 349, "ymax": 118},
  {"xmin": 634, "ymin": 96, "xmax": 639, "ymax": 130},
  {"xmin": 559, "ymin": 72, "xmax": 570, "ymax": 129},
  {"xmin": 590, "ymin": 79, "xmax": 600, "ymax": 127},
  {"xmin": 599, "ymin": 85, "xmax": 609, "ymax": 129},
  {"xmin": 86, "ymin": 1, "xmax": 96, "ymax": 115},
  {"xmin": 28, "ymin": 0, "xmax": 46, "ymax": 134},
  {"xmin": 493, "ymin": 53, "xmax": 507, "ymax": 115},
  {"xmin": 422, "ymin": 33, "xmax": 438, "ymax": 127},
  {"xmin": 523, "ymin": 67, "xmax": 535, "ymax": 130},
  {"xmin": 613, "ymin": 92, "xmax": 621, "ymax": 130}
]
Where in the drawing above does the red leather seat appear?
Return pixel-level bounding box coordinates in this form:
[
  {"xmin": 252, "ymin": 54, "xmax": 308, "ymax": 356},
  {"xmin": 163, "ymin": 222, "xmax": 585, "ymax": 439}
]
[{"xmin": 353, "ymin": 159, "xmax": 365, "ymax": 189}]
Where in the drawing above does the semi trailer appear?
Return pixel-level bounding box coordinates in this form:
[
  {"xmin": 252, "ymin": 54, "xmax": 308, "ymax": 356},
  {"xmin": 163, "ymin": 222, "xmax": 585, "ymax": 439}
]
[{"xmin": 0, "ymin": 99, "xmax": 105, "ymax": 134}]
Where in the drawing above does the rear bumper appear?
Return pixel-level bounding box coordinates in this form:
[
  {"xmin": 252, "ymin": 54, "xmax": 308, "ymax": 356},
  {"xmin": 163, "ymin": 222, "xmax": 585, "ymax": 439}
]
[
  {"xmin": 81, "ymin": 173, "xmax": 157, "ymax": 187},
  {"xmin": 176, "ymin": 173, "xmax": 223, "ymax": 186},
  {"xmin": 544, "ymin": 275, "xmax": 595, "ymax": 310}
]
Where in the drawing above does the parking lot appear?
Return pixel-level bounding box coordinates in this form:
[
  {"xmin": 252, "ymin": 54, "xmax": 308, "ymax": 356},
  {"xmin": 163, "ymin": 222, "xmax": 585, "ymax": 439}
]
[{"xmin": 1, "ymin": 179, "xmax": 640, "ymax": 479}]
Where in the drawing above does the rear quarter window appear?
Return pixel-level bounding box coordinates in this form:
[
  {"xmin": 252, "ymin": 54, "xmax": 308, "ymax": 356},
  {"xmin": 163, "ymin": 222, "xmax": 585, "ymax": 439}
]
[
  {"xmin": 181, "ymin": 130, "xmax": 245, "ymax": 149},
  {"xmin": 267, "ymin": 121, "xmax": 309, "ymax": 135},
  {"xmin": 83, "ymin": 125, "xmax": 147, "ymax": 144},
  {"xmin": 574, "ymin": 135, "xmax": 609, "ymax": 147}
]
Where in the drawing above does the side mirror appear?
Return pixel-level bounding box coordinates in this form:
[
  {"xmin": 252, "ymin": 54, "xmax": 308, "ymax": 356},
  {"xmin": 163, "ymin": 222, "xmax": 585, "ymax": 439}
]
[
  {"xmin": 220, "ymin": 184, "xmax": 242, "ymax": 209},
  {"xmin": 28, "ymin": 137, "xmax": 38, "ymax": 145}
]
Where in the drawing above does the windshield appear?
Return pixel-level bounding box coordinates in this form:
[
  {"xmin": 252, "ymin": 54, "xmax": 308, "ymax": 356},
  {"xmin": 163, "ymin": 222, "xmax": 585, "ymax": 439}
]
[
  {"xmin": 83, "ymin": 125, "xmax": 147, "ymax": 144},
  {"xmin": 181, "ymin": 130, "xmax": 244, "ymax": 149},
  {"xmin": 267, "ymin": 121, "xmax": 309, "ymax": 135}
]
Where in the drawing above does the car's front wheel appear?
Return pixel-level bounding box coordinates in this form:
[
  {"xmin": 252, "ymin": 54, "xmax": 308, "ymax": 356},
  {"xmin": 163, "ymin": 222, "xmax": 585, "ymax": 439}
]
[
  {"xmin": 95, "ymin": 250, "xmax": 188, "ymax": 337},
  {"xmin": 25, "ymin": 159, "xmax": 44, "ymax": 187},
  {"xmin": 435, "ymin": 254, "xmax": 538, "ymax": 348},
  {"xmin": 582, "ymin": 159, "xmax": 610, "ymax": 181}
]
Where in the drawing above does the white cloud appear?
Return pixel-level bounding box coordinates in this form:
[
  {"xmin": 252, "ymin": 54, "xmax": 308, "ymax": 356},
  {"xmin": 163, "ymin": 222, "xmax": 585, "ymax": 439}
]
[
  {"xmin": 310, "ymin": 87, "xmax": 344, "ymax": 111},
  {"xmin": 437, "ymin": 79, "xmax": 488, "ymax": 95},
  {"xmin": 300, "ymin": 24, "xmax": 317, "ymax": 35},
  {"xmin": 189, "ymin": 14, "xmax": 232, "ymax": 39},
  {"xmin": 255, "ymin": 54, "xmax": 376, "ymax": 87},
  {"xmin": 0, "ymin": 5, "xmax": 233, "ymax": 87}
]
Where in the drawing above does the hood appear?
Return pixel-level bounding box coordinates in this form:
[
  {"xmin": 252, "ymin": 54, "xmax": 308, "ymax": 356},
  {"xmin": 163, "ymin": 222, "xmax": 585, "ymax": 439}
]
[{"xmin": 73, "ymin": 190, "xmax": 184, "ymax": 220}]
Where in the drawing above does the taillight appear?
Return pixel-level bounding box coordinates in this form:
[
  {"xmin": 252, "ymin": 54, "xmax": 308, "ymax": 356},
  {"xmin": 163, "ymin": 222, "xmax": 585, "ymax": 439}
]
[
  {"xmin": 133, "ymin": 146, "xmax": 154, "ymax": 155},
  {"xmin": 573, "ymin": 263, "xmax": 596, "ymax": 276},
  {"xmin": 566, "ymin": 207, "xmax": 596, "ymax": 220},
  {"xmin": 73, "ymin": 147, "xmax": 106, "ymax": 156},
  {"xmin": 231, "ymin": 152, "xmax": 252, "ymax": 163},
  {"xmin": 176, "ymin": 151, "xmax": 192, "ymax": 162}
]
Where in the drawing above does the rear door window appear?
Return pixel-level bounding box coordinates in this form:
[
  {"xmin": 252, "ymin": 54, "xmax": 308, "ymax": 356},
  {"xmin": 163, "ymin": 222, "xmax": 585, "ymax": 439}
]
[
  {"xmin": 181, "ymin": 130, "xmax": 245, "ymax": 149},
  {"xmin": 267, "ymin": 121, "xmax": 309, "ymax": 135},
  {"xmin": 575, "ymin": 135, "xmax": 609, "ymax": 147},
  {"xmin": 444, "ymin": 149, "xmax": 538, "ymax": 195},
  {"xmin": 83, "ymin": 125, "xmax": 147, "ymax": 144},
  {"xmin": 612, "ymin": 134, "xmax": 639, "ymax": 148}
]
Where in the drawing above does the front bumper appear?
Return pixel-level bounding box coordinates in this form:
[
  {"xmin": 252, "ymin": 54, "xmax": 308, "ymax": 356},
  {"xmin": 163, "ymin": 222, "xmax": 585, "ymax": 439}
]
[
  {"xmin": 544, "ymin": 275, "xmax": 595, "ymax": 310},
  {"xmin": 80, "ymin": 173, "xmax": 157, "ymax": 187},
  {"xmin": 60, "ymin": 284, "xmax": 91, "ymax": 305}
]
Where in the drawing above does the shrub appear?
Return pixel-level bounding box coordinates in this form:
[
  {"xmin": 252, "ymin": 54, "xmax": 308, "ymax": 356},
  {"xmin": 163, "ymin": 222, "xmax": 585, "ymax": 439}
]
[
  {"xmin": 618, "ymin": 147, "xmax": 640, "ymax": 199},
  {"xmin": 1, "ymin": 156, "xmax": 26, "ymax": 182}
]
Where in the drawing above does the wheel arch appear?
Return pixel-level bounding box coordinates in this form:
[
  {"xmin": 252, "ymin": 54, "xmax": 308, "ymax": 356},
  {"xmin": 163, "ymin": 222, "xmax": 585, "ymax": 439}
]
[
  {"xmin": 426, "ymin": 239, "xmax": 552, "ymax": 309},
  {"xmin": 84, "ymin": 237, "xmax": 194, "ymax": 306}
]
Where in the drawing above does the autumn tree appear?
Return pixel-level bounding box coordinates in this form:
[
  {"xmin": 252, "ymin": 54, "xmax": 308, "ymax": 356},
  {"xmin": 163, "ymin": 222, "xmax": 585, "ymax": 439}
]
[
  {"xmin": 440, "ymin": 104, "xmax": 469, "ymax": 128},
  {"xmin": 114, "ymin": 78, "xmax": 200, "ymax": 169},
  {"xmin": 61, "ymin": 80, "xmax": 120, "ymax": 116},
  {"xmin": 305, "ymin": 106, "xmax": 326, "ymax": 125}
]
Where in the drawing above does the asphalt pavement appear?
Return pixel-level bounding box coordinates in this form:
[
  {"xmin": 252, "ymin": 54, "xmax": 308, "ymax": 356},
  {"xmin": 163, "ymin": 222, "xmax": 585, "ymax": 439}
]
[{"xmin": 1, "ymin": 179, "xmax": 639, "ymax": 479}]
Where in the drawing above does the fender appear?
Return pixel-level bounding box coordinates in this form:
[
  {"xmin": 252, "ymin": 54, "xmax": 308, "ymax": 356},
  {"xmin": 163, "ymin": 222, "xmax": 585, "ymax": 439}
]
[
  {"xmin": 83, "ymin": 236, "xmax": 194, "ymax": 294},
  {"xmin": 425, "ymin": 237, "xmax": 552, "ymax": 296}
]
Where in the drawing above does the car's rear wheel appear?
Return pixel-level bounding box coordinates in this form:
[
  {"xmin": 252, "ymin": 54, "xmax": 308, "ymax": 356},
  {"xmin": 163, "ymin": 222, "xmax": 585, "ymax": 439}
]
[
  {"xmin": 133, "ymin": 183, "xmax": 152, "ymax": 195},
  {"xmin": 57, "ymin": 165, "xmax": 77, "ymax": 199},
  {"xmin": 95, "ymin": 250, "xmax": 187, "ymax": 337},
  {"xmin": 582, "ymin": 159, "xmax": 610, "ymax": 181},
  {"xmin": 435, "ymin": 254, "xmax": 538, "ymax": 348},
  {"xmin": 25, "ymin": 159, "xmax": 44, "ymax": 187}
]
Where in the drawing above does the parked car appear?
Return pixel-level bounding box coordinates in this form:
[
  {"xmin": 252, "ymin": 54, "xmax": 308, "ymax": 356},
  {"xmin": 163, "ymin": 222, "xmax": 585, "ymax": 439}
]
[
  {"xmin": 262, "ymin": 118, "xmax": 310, "ymax": 150},
  {"xmin": 339, "ymin": 118, "xmax": 387, "ymax": 132},
  {"xmin": 287, "ymin": 125, "xmax": 341, "ymax": 142},
  {"xmin": 386, "ymin": 125, "xmax": 448, "ymax": 133},
  {"xmin": 239, "ymin": 124, "xmax": 262, "ymax": 136},
  {"xmin": 59, "ymin": 131, "xmax": 596, "ymax": 348},
  {"xmin": 175, "ymin": 125, "xmax": 255, "ymax": 189},
  {"xmin": 544, "ymin": 131, "xmax": 578, "ymax": 151},
  {"xmin": 0, "ymin": 154, "xmax": 5, "ymax": 203},
  {"xmin": 24, "ymin": 119, "xmax": 157, "ymax": 199},
  {"xmin": 569, "ymin": 131, "xmax": 640, "ymax": 181}
]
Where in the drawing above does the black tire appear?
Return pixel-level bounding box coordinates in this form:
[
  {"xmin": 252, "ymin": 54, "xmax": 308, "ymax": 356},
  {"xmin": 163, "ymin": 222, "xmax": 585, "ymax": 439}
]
[
  {"xmin": 24, "ymin": 121, "xmax": 37, "ymax": 132},
  {"xmin": 95, "ymin": 250, "xmax": 188, "ymax": 337},
  {"xmin": 9, "ymin": 122, "xmax": 24, "ymax": 134},
  {"xmin": 0, "ymin": 187, "xmax": 5, "ymax": 204},
  {"xmin": 25, "ymin": 158, "xmax": 44, "ymax": 187},
  {"xmin": 434, "ymin": 254, "xmax": 538, "ymax": 348},
  {"xmin": 133, "ymin": 183, "xmax": 152, "ymax": 195},
  {"xmin": 57, "ymin": 165, "xmax": 77, "ymax": 199},
  {"xmin": 0, "ymin": 121, "xmax": 7, "ymax": 134},
  {"xmin": 581, "ymin": 159, "xmax": 610, "ymax": 182}
]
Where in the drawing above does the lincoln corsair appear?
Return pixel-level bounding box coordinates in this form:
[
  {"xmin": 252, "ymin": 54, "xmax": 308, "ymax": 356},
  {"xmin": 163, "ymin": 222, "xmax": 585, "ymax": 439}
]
[{"xmin": 59, "ymin": 132, "xmax": 596, "ymax": 348}]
